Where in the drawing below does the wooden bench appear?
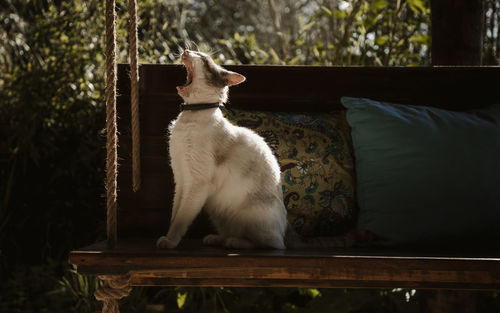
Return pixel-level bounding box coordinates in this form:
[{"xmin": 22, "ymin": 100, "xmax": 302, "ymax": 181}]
[{"xmin": 69, "ymin": 65, "xmax": 500, "ymax": 311}]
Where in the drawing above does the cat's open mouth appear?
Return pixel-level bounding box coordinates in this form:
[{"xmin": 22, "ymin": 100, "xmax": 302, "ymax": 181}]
[{"xmin": 177, "ymin": 58, "xmax": 193, "ymax": 93}]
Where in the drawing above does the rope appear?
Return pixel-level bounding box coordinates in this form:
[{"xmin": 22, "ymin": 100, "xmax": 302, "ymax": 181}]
[
  {"xmin": 95, "ymin": 275, "xmax": 132, "ymax": 313},
  {"xmin": 105, "ymin": 0, "xmax": 118, "ymax": 249},
  {"xmin": 129, "ymin": 0, "xmax": 141, "ymax": 192},
  {"xmin": 101, "ymin": 0, "xmax": 139, "ymax": 311}
]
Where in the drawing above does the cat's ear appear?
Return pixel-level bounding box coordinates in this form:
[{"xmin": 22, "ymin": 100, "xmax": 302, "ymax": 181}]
[{"xmin": 224, "ymin": 71, "xmax": 246, "ymax": 86}]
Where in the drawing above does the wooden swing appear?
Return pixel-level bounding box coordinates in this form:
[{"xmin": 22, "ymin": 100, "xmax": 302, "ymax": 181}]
[{"xmin": 69, "ymin": 0, "xmax": 500, "ymax": 312}]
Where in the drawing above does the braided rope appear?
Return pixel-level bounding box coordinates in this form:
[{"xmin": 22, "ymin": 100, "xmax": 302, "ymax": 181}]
[
  {"xmin": 129, "ymin": 0, "xmax": 141, "ymax": 192},
  {"xmin": 95, "ymin": 275, "xmax": 132, "ymax": 313},
  {"xmin": 101, "ymin": 0, "xmax": 139, "ymax": 311},
  {"xmin": 105, "ymin": 0, "xmax": 118, "ymax": 249}
]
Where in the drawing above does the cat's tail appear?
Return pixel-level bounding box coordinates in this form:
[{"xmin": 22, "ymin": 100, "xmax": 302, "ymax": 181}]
[{"xmin": 284, "ymin": 226, "xmax": 376, "ymax": 249}]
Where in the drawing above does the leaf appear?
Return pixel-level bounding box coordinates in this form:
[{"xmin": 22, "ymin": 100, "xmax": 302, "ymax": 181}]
[
  {"xmin": 269, "ymin": 48, "xmax": 280, "ymax": 64},
  {"xmin": 320, "ymin": 6, "xmax": 333, "ymax": 17},
  {"xmin": 372, "ymin": 0, "xmax": 389, "ymax": 10},
  {"xmin": 288, "ymin": 54, "xmax": 302, "ymax": 65},
  {"xmin": 375, "ymin": 35, "xmax": 389, "ymax": 46},
  {"xmin": 301, "ymin": 288, "xmax": 322, "ymax": 298},
  {"xmin": 335, "ymin": 10, "xmax": 349, "ymax": 18},
  {"xmin": 407, "ymin": 0, "xmax": 426, "ymax": 13},
  {"xmin": 409, "ymin": 34, "xmax": 430, "ymax": 45},
  {"xmin": 60, "ymin": 34, "xmax": 69, "ymax": 43},
  {"xmin": 295, "ymin": 39, "xmax": 305, "ymax": 46},
  {"xmin": 300, "ymin": 21, "xmax": 316, "ymax": 33},
  {"xmin": 313, "ymin": 46, "xmax": 320, "ymax": 57},
  {"xmin": 177, "ymin": 292, "xmax": 187, "ymax": 309}
]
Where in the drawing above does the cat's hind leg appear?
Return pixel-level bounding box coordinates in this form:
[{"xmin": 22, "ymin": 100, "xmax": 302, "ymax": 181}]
[
  {"xmin": 203, "ymin": 234, "xmax": 226, "ymax": 246},
  {"xmin": 261, "ymin": 234, "xmax": 286, "ymax": 249},
  {"xmin": 224, "ymin": 237, "xmax": 256, "ymax": 249},
  {"xmin": 243, "ymin": 200, "xmax": 287, "ymax": 249}
]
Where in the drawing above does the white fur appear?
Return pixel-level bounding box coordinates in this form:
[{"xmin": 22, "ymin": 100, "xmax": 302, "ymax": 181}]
[{"xmin": 156, "ymin": 51, "xmax": 287, "ymax": 249}]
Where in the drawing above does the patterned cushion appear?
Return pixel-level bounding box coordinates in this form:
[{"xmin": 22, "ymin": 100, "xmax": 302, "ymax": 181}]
[{"xmin": 222, "ymin": 108, "xmax": 356, "ymax": 237}]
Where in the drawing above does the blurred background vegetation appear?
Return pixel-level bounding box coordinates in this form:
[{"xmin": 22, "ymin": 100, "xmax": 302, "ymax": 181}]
[{"xmin": 1, "ymin": 0, "xmax": 499, "ymax": 312}]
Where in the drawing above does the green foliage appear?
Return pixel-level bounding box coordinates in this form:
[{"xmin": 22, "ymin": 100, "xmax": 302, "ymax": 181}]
[
  {"xmin": 102, "ymin": 0, "xmax": 431, "ymax": 66},
  {"xmin": 0, "ymin": 0, "xmax": 106, "ymax": 267},
  {"xmin": 147, "ymin": 287, "xmax": 419, "ymax": 313},
  {"xmin": 58, "ymin": 265, "xmax": 102, "ymax": 312},
  {"xmin": 407, "ymin": 0, "xmax": 426, "ymax": 14},
  {"xmin": 0, "ymin": 260, "xmax": 99, "ymax": 312}
]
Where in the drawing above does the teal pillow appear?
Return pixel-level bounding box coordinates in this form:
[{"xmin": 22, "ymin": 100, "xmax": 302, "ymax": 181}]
[{"xmin": 341, "ymin": 97, "xmax": 500, "ymax": 246}]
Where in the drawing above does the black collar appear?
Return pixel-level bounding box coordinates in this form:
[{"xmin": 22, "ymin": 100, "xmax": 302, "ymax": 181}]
[{"xmin": 179, "ymin": 103, "xmax": 222, "ymax": 111}]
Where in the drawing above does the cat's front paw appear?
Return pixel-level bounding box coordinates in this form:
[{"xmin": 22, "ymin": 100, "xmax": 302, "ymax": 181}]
[{"xmin": 156, "ymin": 236, "xmax": 179, "ymax": 249}]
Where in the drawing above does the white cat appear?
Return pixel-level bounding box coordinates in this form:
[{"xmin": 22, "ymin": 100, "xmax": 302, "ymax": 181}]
[
  {"xmin": 156, "ymin": 50, "xmax": 370, "ymax": 250},
  {"xmin": 156, "ymin": 50, "xmax": 288, "ymax": 249}
]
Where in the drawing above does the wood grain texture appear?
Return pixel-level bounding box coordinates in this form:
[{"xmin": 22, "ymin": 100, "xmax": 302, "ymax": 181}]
[
  {"xmin": 69, "ymin": 239, "xmax": 500, "ymax": 289},
  {"xmin": 115, "ymin": 64, "xmax": 500, "ymax": 238}
]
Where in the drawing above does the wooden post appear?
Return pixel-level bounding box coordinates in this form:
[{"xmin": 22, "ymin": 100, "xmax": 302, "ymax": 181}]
[
  {"xmin": 424, "ymin": 1, "xmax": 485, "ymax": 312},
  {"xmin": 431, "ymin": 0, "xmax": 485, "ymax": 65}
]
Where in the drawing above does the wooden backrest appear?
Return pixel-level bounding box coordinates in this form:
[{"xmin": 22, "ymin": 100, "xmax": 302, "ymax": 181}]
[{"xmin": 116, "ymin": 64, "xmax": 500, "ymax": 240}]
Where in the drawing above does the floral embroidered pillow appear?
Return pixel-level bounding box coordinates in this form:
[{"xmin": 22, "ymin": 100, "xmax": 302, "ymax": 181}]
[{"xmin": 222, "ymin": 108, "xmax": 357, "ymax": 237}]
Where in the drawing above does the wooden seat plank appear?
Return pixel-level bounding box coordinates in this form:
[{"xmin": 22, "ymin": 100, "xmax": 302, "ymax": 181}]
[{"xmin": 69, "ymin": 238, "xmax": 500, "ymax": 290}]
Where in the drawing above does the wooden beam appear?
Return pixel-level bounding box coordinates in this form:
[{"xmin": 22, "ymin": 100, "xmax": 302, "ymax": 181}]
[
  {"xmin": 431, "ymin": 0, "xmax": 485, "ymax": 65},
  {"xmin": 69, "ymin": 239, "xmax": 500, "ymax": 290}
]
